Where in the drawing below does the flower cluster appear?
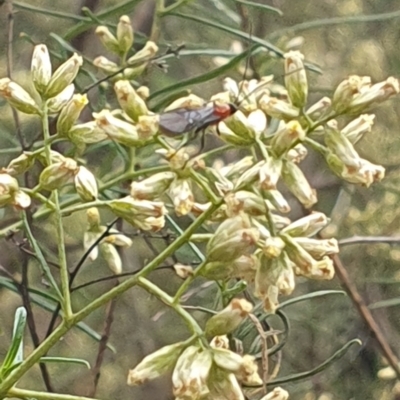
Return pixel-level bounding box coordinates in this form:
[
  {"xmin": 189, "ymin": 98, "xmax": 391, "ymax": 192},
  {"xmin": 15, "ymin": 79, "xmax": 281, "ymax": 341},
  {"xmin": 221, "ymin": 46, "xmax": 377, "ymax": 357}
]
[{"xmin": 127, "ymin": 299, "xmax": 271, "ymax": 400}]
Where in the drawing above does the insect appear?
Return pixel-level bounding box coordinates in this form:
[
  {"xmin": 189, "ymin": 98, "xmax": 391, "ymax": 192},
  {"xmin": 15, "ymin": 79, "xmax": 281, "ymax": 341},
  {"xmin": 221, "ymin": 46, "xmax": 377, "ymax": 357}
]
[{"xmin": 158, "ymin": 101, "xmax": 238, "ymax": 137}]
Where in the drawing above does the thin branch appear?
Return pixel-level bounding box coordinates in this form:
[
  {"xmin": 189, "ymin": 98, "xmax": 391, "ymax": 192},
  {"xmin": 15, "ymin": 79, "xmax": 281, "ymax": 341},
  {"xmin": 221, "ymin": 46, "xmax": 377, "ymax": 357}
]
[{"xmin": 339, "ymin": 235, "xmax": 400, "ymax": 247}]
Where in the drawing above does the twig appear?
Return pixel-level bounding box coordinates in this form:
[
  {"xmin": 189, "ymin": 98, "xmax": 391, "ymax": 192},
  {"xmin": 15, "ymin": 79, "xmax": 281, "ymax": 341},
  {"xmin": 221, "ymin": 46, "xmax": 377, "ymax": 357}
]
[
  {"xmin": 339, "ymin": 235, "xmax": 400, "ymax": 247},
  {"xmin": 332, "ymin": 254, "xmax": 400, "ymax": 379}
]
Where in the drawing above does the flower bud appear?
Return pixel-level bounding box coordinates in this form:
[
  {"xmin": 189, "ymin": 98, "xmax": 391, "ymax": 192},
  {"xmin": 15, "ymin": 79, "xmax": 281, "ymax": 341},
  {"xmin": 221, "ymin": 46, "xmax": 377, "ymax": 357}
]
[
  {"xmin": 94, "ymin": 109, "xmax": 144, "ymax": 146},
  {"xmin": 95, "ymin": 26, "xmax": 120, "ymax": 54},
  {"xmin": 36, "ymin": 150, "xmax": 67, "ymax": 166},
  {"xmin": 74, "ymin": 166, "xmax": 98, "ymax": 201},
  {"xmin": 219, "ymin": 156, "xmax": 254, "ymax": 179},
  {"xmin": 297, "ymin": 255, "xmax": 335, "ymax": 280},
  {"xmin": 284, "ymin": 50, "xmax": 308, "ymax": 108},
  {"xmin": 281, "ymin": 212, "xmax": 329, "ymax": 237},
  {"xmin": 205, "ymin": 299, "xmax": 253, "ymax": 338},
  {"xmin": 259, "ymin": 156, "xmax": 282, "ymax": 190},
  {"xmin": 341, "ymin": 114, "xmax": 375, "ymax": 144},
  {"xmin": 0, "ymin": 78, "xmax": 39, "ymax": 114},
  {"xmin": 286, "ymin": 143, "xmax": 307, "ymax": 163},
  {"xmin": 325, "ymin": 122, "xmax": 361, "ymax": 168},
  {"xmin": 201, "ymin": 261, "xmax": 234, "ymax": 281},
  {"xmin": 173, "ymin": 346, "xmax": 212, "ymax": 399},
  {"xmin": 234, "ymin": 160, "xmax": 264, "ymax": 190},
  {"xmin": 39, "ymin": 158, "xmax": 78, "ymax": 191},
  {"xmin": 281, "ymin": 161, "xmax": 317, "ymax": 208},
  {"xmin": 5, "ymin": 152, "xmax": 35, "ymax": 176},
  {"xmin": 130, "ymin": 172, "xmax": 175, "ymax": 200},
  {"xmin": 168, "ymin": 178, "xmax": 194, "ymax": 216},
  {"xmin": 293, "ymin": 237, "xmax": 339, "ymax": 259},
  {"xmin": 137, "ymin": 115, "xmax": 159, "ymax": 140},
  {"xmin": 99, "ymin": 242, "xmax": 122, "ymax": 274},
  {"xmin": 206, "ymin": 214, "xmax": 260, "ymax": 262},
  {"xmin": 276, "ymin": 254, "xmax": 295, "ymax": 295},
  {"xmin": 348, "ymin": 76, "xmax": 399, "ymax": 114},
  {"xmin": 12, "ymin": 190, "xmax": 31, "ymax": 209},
  {"xmin": 57, "ymin": 94, "xmax": 88, "ymax": 135},
  {"xmin": 271, "ymin": 121, "xmax": 306, "ymax": 157},
  {"xmin": 225, "ymin": 191, "xmax": 268, "ymax": 217},
  {"xmin": 206, "ymin": 368, "xmax": 244, "ymax": 400},
  {"xmin": 218, "ymin": 121, "xmax": 254, "ymax": 147},
  {"xmin": 47, "ymin": 84, "xmax": 75, "ymax": 114},
  {"xmin": 106, "ymin": 230, "xmax": 133, "ymax": 247},
  {"xmin": 127, "ymin": 41, "xmax": 158, "ymax": 64},
  {"xmin": 114, "ymin": 80, "xmax": 149, "ymax": 122},
  {"xmin": 68, "ymin": 121, "xmax": 108, "ymax": 144},
  {"xmin": 128, "ymin": 342, "xmax": 186, "ymax": 386},
  {"xmin": 0, "ymin": 173, "xmax": 19, "ymax": 207},
  {"xmin": 259, "ymin": 94, "xmax": 300, "ymax": 120},
  {"xmin": 264, "ymin": 190, "xmax": 291, "ymax": 214},
  {"xmin": 31, "ymin": 44, "xmax": 52, "ymax": 94},
  {"xmin": 255, "ymin": 257, "xmax": 281, "ymax": 313},
  {"xmin": 223, "ymin": 110, "xmax": 257, "ymax": 142},
  {"xmin": 108, "ymin": 196, "xmax": 167, "ymax": 230},
  {"xmin": 164, "ymin": 94, "xmax": 205, "ymax": 112},
  {"xmin": 306, "ymin": 97, "xmax": 332, "ymax": 120},
  {"xmin": 44, "ymin": 53, "xmax": 83, "ymax": 99},
  {"xmin": 93, "ymin": 56, "xmax": 120, "ymax": 74},
  {"xmin": 261, "ymin": 236, "xmax": 286, "ymax": 258},
  {"xmin": 210, "ymin": 335, "xmax": 230, "ymax": 349},
  {"xmin": 212, "ymin": 348, "xmax": 244, "ymax": 372},
  {"xmin": 332, "ymin": 75, "xmax": 371, "ymax": 114},
  {"xmin": 117, "ymin": 15, "xmax": 134, "ymax": 55},
  {"xmin": 260, "ymin": 387, "xmax": 290, "ymax": 400}
]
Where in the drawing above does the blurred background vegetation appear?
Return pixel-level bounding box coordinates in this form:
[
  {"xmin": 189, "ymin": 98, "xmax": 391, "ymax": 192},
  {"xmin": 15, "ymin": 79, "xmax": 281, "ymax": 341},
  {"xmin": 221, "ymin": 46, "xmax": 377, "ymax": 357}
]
[{"xmin": 0, "ymin": 0, "xmax": 400, "ymax": 399}]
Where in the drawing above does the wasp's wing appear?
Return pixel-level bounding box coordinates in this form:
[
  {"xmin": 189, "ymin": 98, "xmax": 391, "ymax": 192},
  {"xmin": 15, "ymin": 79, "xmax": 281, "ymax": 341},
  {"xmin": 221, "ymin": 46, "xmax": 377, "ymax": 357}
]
[{"xmin": 159, "ymin": 107, "xmax": 215, "ymax": 136}]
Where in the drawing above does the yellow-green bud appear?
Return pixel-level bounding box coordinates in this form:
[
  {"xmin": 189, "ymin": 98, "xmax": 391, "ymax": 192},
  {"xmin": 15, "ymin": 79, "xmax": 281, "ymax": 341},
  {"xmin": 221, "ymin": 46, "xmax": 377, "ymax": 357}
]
[
  {"xmin": 219, "ymin": 156, "xmax": 254, "ymax": 180},
  {"xmin": 94, "ymin": 110, "xmax": 144, "ymax": 146},
  {"xmin": 117, "ymin": 15, "xmax": 134, "ymax": 55},
  {"xmin": 204, "ymin": 298, "xmax": 253, "ymax": 338},
  {"xmin": 128, "ymin": 342, "xmax": 186, "ymax": 386},
  {"xmin": 130, "ymin": 172, "xmax": 175, "ymax": 200},
  {"xmin": 325, "ymin": 122, "xmax": 361, "ymax": 168},
  {"xmin": 108, "ymin": 196, "xmax": 167, "ymax": 231},
  {"xmin": 47, "ymin": 84, "xmax": 75, "ymax": 114},
  {"xmin": 259, "ymin": 156, "xmax": 283, "ymax": 190},
  {"xmin": 281, "ymin": 160, "xmax": 317, "ymax": 208},
  {"xmin": 212, "ymin": 348, "xmax": 244, "ymax": 372},
  {"xmin": 341, "ymin": 114, "xmax": 375, "ymax": 144},
  {"xmin": 306, "ymin": 96, "xmax": 331, "ymax": 120},
  {"xmin": 264, "ymin": 189, "xmax": 291, "ymax": 214},
  {"xmin": 271, "ymin": 120, "xmax": 305, "ymax": 157},
  {"xmin": 99, "ymin": 242, "xmax": 122, "ymax": 274},
  {"xmin": 281, "ymin": 211, "xmax": 329, "ymax": 237},
  {"xmin": 31, "ymin": 44, "xmax": 52, "ymax": 94},
  {"xmin": 0, "ymin": 173, "xmax": 19, "ymax": 207},
  {"xmin": 286, "ymin": 143, "xmax": 307, "ymax": 163},
  {"xmin": 206, "ymin": 214, "xmax": 260, "ymax": 262},
  {"xmin": 5, "ymin": 152, "xmax": 34, "ymax": 176},
  {"xmin": 332, "ymin": 75, "xmax": 370, "ymax": 114},
  {"xmin": 168, "ymin": 178, "xmax": 194, "ymax": 216},
  {"xmin": 68, "ymin": 121, "xmax": 108, "ymax": 144},
  {"xmin": 218, "ymin": 120, "xmax": 254, "ymax": 147},
  {"xmin": 44, "ymin": 53, "xmax": 83, "ymax": 99},
  {"xmin": 173, "ymin": 346, "xmax": 212, "ymax": 400},
  {"xmin": 12, "ymin": 190, "xmax": 31, "ymax": 209},
  {"xmin": 56, "ymin": 94, "xmax": 88, "ymax": 135},
  {"xmin": 39, "ymin": 158, "xmax": 78, "ymax": 191},
  {"xmin": 93, "ymin": 56, "xmax": 119, "ymax": 74},
  {"xmin": 284, "ymin": 50, "xmax": 308, "ymax": 108},
  {"xmin": 261, "ymin": 236, "xmax": 286, "ymax": 258},
  {"xmin": 137, "ymin": 115, "xmax": 159, "ymax": 140},
  {"xmin": 95, "ymin": 26, "xmax": 120, "ymax": 55},
  {"xmin": 225, "ymin": 191, "xmax": 268, "ymax": 217},
  {"xmin": 127, "ymin": 41, "xmax": 158, "ymax": 64},
  {"xmin": 206, "ymin": 367, "xmax": 244, "ymax": 400},
  {"xmin": 74, "ymin": 166, "xmax": 98, "ymax": 201},
  {"xmin": 114, "ymin": 80, "xmax": 149, "ymax": 122},
  {"xmin": 259, "ymin": 94, "xmax": 300, "ymax": 120},
  {"xmin": 293, "ymin": 237, "xmax": 339, "ymax": 259},
  {"xmin": 223, "ymin": 110, "xmax": 256, "ymax": 142},
  {"xmin": 0, "ymin": 78, "xmax": 39, "ymax": 114}
]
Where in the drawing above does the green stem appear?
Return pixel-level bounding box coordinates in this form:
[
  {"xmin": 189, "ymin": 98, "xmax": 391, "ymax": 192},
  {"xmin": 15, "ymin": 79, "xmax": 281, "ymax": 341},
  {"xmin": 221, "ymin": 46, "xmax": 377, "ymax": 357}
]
[
  {"xmin": 21, "ymin": 188, "xmax": 55, "ymax": 209},
  {"xmin": 61, "ymin": 200, "xmax": 109, "ymax": 216},
  {"xmin": 0, "ymin": 201, "xmax": 221, "ymax": 396},
  {"xmin": 41, "ymin": 104, "xmax": 72, "ymax": 320},
  {"xmin": 189, "ymin": 169, "xmax": 220, "ymax": 205},
  {"xmin": 0, "ymin": 166, "xmax": 170, "ymax": 239},
  {"xmin": 8, "ymin": 387, "xmax": 95, "ymax": 400},
  {"xmin": 137, "ymin": 277, "xmax": 204, "ymax": 337}
]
